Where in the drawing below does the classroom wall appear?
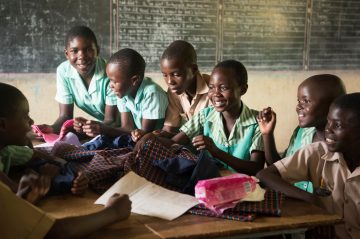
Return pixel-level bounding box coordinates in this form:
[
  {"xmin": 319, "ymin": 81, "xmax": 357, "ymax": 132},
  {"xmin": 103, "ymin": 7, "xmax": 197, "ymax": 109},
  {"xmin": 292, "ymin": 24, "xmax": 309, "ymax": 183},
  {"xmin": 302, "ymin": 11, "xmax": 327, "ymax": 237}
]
[{"xmin": 1, "ymin": 71, "xmax": 359, "ymax": 151}]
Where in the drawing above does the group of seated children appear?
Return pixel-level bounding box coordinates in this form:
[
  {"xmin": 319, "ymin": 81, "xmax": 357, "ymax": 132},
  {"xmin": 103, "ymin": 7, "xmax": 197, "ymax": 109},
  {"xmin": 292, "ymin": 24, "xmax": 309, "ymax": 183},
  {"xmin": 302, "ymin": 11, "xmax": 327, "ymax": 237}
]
[{"xmin": 2, "ymin": 25, "xmax": 359, "ymax": 239}]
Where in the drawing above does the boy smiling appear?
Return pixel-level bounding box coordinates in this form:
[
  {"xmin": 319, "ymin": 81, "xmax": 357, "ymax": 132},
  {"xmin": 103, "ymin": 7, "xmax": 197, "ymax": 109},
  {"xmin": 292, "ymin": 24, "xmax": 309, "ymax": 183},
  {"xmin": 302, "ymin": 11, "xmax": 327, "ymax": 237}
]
[{"xmin": 257, "ymin": 93, "xmax": 360, "ymax": 239}]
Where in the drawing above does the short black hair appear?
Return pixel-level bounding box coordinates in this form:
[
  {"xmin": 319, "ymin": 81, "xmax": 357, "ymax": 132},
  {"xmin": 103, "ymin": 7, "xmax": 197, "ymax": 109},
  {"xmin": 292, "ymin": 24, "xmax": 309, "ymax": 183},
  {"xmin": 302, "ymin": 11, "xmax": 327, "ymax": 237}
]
[
  {"xmin": 302, "ymin": 74, "xmax": 346, "ymax": 100},
  {"xmin": 161, "ymin": 40, "xmax": 197, "ymax": 65},
  {"xmin": 0, "ymin": 83, "xmax": 26, "ymax": 117},
  {"xmin": 213, "ymin": 60, "xmax": 248, "ymax": 86},
  {"xmin": 65, "ymin": 26, "xmax": 99, "ymax": 53},
  {"xmin": 108, "ymin": 48, "xmax": 146, "ymax": 80},
  {"xmin": 331, "ymin": 93, "xmax": 360, "ymax": 120}
]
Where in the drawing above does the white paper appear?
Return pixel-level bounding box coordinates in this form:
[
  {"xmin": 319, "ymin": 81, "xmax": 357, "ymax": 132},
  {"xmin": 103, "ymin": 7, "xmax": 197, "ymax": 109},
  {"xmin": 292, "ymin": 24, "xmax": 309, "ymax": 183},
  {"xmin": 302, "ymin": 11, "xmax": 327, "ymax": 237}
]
[{"xmin": 95, "ymin": 171, "xmax": 199, "ymax": 220}]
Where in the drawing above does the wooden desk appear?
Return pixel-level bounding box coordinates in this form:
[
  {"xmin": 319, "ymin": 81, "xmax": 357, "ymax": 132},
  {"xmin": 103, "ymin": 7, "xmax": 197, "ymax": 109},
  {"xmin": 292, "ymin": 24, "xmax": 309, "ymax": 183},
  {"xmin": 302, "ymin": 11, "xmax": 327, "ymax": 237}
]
[{"xmin": 39, "ymin": 191, "xmax": 343, "ymax": 239}]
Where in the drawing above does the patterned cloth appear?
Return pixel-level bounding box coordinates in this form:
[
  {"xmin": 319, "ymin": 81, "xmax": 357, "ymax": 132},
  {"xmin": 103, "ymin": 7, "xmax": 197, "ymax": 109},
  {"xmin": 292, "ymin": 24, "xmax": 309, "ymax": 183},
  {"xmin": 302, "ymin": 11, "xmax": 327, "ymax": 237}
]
[{"xmin": 187, "ymin": 190, "xmax": 283, "ymax": 221}]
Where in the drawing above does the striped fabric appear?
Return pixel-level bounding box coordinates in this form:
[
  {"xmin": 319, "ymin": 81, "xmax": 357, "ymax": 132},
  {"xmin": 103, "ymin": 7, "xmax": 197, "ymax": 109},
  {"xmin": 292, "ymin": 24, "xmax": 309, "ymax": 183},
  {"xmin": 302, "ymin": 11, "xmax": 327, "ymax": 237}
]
[
  {"xmin": 180, "ymin": 102, "xmax": 264, "ymax": 166},
  {"xmin": 188, "ymin": 190, "xmax": 283, "ymax": 221},
  {"xmin": 0, "ymin": 145, "xmax": 34, "ymax": 173},
  {"xmin": 117, "ymin": 77, "xmax": 168, "ymax": 130}
]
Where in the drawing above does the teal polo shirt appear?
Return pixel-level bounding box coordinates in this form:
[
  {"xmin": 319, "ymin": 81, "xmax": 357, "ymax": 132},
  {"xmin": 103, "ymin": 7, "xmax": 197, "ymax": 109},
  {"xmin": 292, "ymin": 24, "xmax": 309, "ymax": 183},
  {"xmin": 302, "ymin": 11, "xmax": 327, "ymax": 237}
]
[
  {"xmin": 284, "ymin": 126, "xmax": 316, "ymax": 193},
  {"xmin": 55, "ymin": 57, "xmax": 117, "ymax": 121},
  {"xmin": 117, "ymin": 77, "xmax": 168, "ymax": 130},
  {"xmin": 180, "ymin": 102, "xmax": 264, "ymax": 167}
]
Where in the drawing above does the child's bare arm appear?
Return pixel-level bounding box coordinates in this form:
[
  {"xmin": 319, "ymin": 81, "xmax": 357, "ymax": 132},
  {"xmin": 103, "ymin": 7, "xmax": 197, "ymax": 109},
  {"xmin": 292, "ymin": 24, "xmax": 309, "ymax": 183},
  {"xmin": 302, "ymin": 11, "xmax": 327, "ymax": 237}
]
[
  {"xmin": 256, "ymin": 165, "xmax": 321, "ymax": 206},
  {"xmin": 191, "ymin": 135, "xmax": 265, "ymax": 175},
  {"xmin": 256, "ymin": 107, "xmax": 281, "ymax": 165},
  {"xmin": 83, "ymin": 112, "xmax": 135, "ymax": 138},
  {"xmin": 45, "ymin": 194, "xmax": 131, "ymax": 239}
]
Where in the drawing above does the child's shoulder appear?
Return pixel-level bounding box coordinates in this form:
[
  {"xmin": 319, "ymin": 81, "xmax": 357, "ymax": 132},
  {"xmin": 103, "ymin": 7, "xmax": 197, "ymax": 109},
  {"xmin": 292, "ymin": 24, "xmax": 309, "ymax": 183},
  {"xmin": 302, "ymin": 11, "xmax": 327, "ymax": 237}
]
[{"xmin": 142, "ymin": 77, "xmax": 166, "ymax": 94}]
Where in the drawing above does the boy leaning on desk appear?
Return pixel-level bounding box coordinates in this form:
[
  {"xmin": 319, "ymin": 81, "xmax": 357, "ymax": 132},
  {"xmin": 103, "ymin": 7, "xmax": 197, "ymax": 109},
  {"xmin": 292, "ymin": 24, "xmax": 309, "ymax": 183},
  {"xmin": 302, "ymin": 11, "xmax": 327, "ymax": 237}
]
[{"xmin": 257, "ymin": 93, "xmax": 360, "ymax": 239}]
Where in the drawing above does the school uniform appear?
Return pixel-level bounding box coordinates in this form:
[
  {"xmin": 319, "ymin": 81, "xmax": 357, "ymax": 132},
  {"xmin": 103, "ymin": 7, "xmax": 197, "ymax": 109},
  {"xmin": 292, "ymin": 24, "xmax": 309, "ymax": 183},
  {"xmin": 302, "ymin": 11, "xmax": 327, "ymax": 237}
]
[
  {"xmin": 117, "ymin": 77, "xmax": 168, "ymax": 130},
  {"xmin": 164, "ymin": 73, "xmax": 210, "ymax": 128},
  {"xmin": 284, "ymin": 127, "xmax": 316, "ymax": 192},
  {"xmin": 55, "ymin": 57, "xmax": 117, "ymax": 121},
  {"xmin": 180, "ymin": 102, "xmax": 264, "ymax": 170},
  {"xmin": 274, "ymin": 141, "xmax": 360, "ymax": 239},
  {"xmin": 0, "ymin": 145, "xmax": 33, "ymax": 174},
  {"xmin": 284, "ymin": 127, "xmax": 316, "ymax": 157},
  {"xmin": 0, "ymin": 181, "xmax": 55, "ymax": 239}
]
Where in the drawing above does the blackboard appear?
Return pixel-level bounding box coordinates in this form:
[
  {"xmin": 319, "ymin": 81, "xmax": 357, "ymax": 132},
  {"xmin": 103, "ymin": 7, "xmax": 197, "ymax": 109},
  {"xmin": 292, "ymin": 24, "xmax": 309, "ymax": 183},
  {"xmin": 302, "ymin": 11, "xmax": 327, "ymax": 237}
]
[
  {"xmin": 0, "ymin": 0, "xmax": 110, "ymax": 73},
  {"xmin": 113, "ymin": 0, "xmax": 218, "ymax": 72},
  {"xmin": 309, "ymin": 0, "xmax": 360, "ymax": 70},
  {"xmin": 1, "ymin": 0, "xmax": 360, "ymax": 73}
]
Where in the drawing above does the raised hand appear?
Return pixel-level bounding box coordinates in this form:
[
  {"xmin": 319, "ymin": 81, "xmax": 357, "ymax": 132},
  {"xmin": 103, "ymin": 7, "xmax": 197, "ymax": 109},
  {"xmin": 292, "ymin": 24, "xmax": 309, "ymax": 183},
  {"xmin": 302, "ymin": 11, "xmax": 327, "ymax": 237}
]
[{"xmin": 256, "ymin": 107, "xmax": 277, "ymax": 135}]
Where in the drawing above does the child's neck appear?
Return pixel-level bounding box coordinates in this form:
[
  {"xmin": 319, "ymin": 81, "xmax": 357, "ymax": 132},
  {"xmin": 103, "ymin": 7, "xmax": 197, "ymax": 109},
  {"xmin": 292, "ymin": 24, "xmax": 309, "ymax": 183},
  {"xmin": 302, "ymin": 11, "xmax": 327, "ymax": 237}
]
[
  {"xmin": 313, "ymin": 129, "xmax": 325, "ymax": 142},
  {"xmin": 130, "ymin": 80, "xmax": 142, "ymax": 99},
  {"xmin": 221, "ymin": 102, "xmax": 242, "ymax": 137},
  {"xmin": 185, "ymin": 77, "xmax": 197, "ymax": 100},
  {"xmin": 343, "ymin": 151, "xmax": 360, "ymax": 172}
]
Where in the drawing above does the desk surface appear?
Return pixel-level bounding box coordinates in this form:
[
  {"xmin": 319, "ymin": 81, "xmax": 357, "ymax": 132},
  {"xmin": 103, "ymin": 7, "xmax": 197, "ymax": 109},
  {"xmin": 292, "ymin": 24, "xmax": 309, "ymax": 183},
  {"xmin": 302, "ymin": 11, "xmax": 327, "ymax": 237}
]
[{"xmin": 39, "ymin": 191, "xmax": 343, "ymax": 239}]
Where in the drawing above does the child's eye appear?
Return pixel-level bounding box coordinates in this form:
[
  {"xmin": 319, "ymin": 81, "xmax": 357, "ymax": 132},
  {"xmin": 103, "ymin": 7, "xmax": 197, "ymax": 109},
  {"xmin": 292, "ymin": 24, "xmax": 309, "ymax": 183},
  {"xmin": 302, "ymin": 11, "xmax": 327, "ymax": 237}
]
[
  {"xmin": 86, "ymin": 47, "xmax": 94, "ymax": 53},
  {"xmin": 335, "ymin": 123, "xmax": 342, "ymax": 129},
  {"xmin": 220, "ymin": 86, "xmax": 228, "ymax": 92},
  {"xmin": 208, "ymin": 85, "xmax": 214, "ymax": 90},
  {"xmin": 298, "ymin": 99, "xmax": 310, "ymax": 104}
]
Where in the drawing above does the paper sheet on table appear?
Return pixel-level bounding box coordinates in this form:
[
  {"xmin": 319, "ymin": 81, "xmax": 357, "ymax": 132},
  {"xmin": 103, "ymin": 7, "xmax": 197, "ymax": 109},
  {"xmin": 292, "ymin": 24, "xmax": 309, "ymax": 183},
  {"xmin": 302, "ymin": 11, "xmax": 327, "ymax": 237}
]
[{"xmin": 95, "ymin": 171, "xmax": 199, "ymax": 220}]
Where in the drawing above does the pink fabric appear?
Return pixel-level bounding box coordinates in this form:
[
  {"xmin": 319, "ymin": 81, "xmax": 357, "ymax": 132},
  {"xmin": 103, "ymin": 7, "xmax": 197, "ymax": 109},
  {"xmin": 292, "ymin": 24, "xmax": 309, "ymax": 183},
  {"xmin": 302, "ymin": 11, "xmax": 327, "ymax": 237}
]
[
  {"xmin": 195, "ymin": 174, "xmax": 256, "ymax": 214},
  {"xmin": 32, "ymin": 119, "xmax": 74, "ymax": 143}
]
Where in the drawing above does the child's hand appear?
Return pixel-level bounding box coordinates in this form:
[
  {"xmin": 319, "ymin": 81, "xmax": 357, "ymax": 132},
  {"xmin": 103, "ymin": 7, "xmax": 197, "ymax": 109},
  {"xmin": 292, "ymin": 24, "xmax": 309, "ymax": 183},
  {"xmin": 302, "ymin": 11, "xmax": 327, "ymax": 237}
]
[
  {"xmin": 82, "ymin": 120, "xmax": 103, "ymax": 137},
  {"xmin": 105, "ymin": 193, "xmax": 132, "ymax": 220},
  {"xmin": 71, "ymin": 171, "xmax": 88, "ymax": 195},
  {"xmin": 17, "ymin": 170, "xmax": 51, "ymax": 204},
  {"xmin": 133, "ymin": 133, "xmax": 156, "ymax": 154},
  {"xmin": 73, "ymin": 117, "xmax": 88, "ymax": 133},
  {"xmin": 192, "ymin": 135, "xmax": 218, "ymax": 154},
  {"xmin": 32, "ymin": 124, "xmax": 53, "ymax": 140},
  {"xmin": 256, "ymin": 107, "xmax": 277, "ymax": 135},
  {"xmin": 131, "ymin": 129, "xmax": 146, "ymax": 142}
]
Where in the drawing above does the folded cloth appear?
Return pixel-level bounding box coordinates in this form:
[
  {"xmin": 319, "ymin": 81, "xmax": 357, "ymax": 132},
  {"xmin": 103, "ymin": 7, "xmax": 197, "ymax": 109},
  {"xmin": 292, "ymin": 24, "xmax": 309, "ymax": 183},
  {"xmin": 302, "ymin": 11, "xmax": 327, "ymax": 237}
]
[
  {"xmin": 29, "ymin": 158, "xmax": 75, "ymax": 195},
  {"xmin": 188, "ymin": 190, "xmax": 283, "ymax": 221},
  {"xmin": 82, "ymin": 134, "xmax": 135, "ymax": 150},
  {"xmin": 195, "ymin": 173, "xmax": 257, "ymax": 214},
  {"xmin": 32, "ymin": 119, "xmax": 74, "ymax": 144}
]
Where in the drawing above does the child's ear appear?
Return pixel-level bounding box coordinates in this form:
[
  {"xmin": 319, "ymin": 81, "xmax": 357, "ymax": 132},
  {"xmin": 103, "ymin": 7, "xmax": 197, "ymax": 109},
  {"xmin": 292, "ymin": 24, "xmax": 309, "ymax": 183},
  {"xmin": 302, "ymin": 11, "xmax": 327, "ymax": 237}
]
[
  {"xmin": 131, "ymin": 75, "xmax": 141, "ymax": 86},
  {"xmin": 64, "ymin": 48, "xmax": 70, "ymax": 59},
  {"xmin": 190, "ymin": 64, "xmax": 199, "ymax": 75},
  {"xmin": 240, "ymin": 84, "xmax": 248, "ymax": 96}
]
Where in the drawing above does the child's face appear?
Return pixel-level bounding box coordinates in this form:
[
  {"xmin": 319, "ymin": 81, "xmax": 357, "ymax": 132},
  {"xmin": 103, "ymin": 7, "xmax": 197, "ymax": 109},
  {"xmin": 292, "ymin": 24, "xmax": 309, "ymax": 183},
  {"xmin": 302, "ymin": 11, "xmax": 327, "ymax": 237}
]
[
  {"xmin": 160, "ymin": 58, "xmax": 196, "ymax": 95},
  {"xmin": 208, "ymin": 68, "xmax": 244, "ymax": 113},
  {"xmin": 3, "ymin": 98, "xmax": 34, "ymax": 146},
  {"xmin": 65, "ymin": 36, "xmax": 98, "ymax": 80},
  {"xmin": 325, "ymin": 105, "xmax": 360, "ymax": 153},
  {"xmin": 296, "ymin": 83, "xmax": 330, "ymax": 128},
  {"xmin": 106, "ymin": 63, "xmax": 132, "ymax": 98}
]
